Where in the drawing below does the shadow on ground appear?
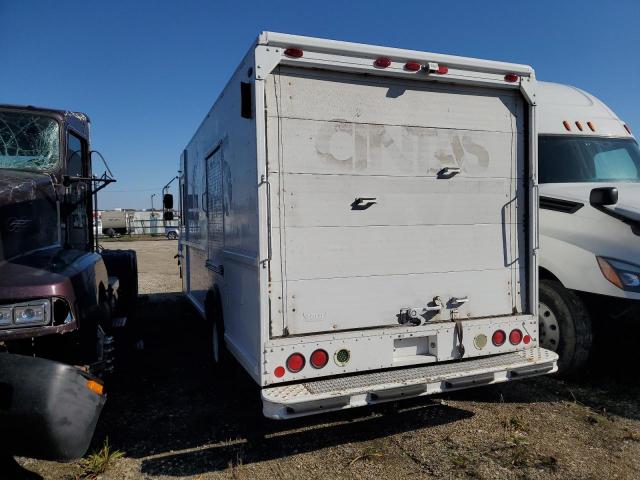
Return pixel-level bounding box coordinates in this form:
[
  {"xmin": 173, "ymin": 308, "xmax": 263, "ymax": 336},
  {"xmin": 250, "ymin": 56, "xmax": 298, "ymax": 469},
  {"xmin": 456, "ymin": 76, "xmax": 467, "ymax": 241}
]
[
  {"xmin": 85, "ymin": 293, "xmax": 640, "ymax": 476},
  {"xmin": 92, "ymin": 293, "xmax": 476, "ymax": 476}
]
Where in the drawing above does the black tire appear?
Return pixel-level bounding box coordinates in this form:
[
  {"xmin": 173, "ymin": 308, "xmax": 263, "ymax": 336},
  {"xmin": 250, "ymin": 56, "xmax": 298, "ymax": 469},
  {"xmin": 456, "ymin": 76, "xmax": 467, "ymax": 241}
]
[
  {"xmin": 205, "ymin": 290, "xmax": 228, "ymax": 366},
  {"xmin": 167, "ymin": 231, "xmax": 178, "ymax": 240},
  {"xmin": 104, "ymin": 228, "xmax": 115, "ymax": 238},
  {"xmin": 101, "ymin": 249, "xmax": 139, "ymax": 315},
  {"xmin": 539, "ymin": 279, "xmax": 593, "ymax": 376}
]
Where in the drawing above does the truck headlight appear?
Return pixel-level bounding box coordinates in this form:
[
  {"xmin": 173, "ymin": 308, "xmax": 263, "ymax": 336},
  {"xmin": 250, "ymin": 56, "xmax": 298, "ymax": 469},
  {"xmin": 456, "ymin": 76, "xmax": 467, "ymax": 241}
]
[
  {"xmin": 0, "ymin": 299, "xmax": 51, "ymax": 328},
  {"xmin": 597, "ymin": 257, "xmax": 640, "ymax": 292},
  {"xmin": 0, "ymin": 307, "xmax": 12, "ymax": 326}
]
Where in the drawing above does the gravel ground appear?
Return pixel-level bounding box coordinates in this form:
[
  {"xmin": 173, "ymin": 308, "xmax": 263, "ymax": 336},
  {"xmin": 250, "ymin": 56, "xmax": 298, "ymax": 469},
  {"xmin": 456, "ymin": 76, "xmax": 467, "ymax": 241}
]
[{"xmin": 13, "ymin": 240, "xmax": 640, "ymax": 479}]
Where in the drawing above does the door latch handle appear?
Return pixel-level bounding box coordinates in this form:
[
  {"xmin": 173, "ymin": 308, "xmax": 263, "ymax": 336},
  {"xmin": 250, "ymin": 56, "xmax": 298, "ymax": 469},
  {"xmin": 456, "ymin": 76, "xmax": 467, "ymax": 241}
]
[
  {"xmin": 438, "ymin": 167, "xmax": 462, "ymax": 178},
  {"xmin": 450, "ymin": 296, "xmax": 469, "ymax": 306},
  {"xmin": 351, "ymin": 197, "xmax": 377, "ymax": 210}
]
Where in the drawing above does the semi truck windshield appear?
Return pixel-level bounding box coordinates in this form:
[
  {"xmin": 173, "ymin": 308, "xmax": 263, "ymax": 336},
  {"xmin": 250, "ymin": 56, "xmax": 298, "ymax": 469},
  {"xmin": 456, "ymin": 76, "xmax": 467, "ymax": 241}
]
[
  {"xmin": 539, "ymin": 136, "xmax": 640, "ymax": 183},
  {"xmin": 0, "ymin": 111, "xmax": 60, "ymax": 172}
]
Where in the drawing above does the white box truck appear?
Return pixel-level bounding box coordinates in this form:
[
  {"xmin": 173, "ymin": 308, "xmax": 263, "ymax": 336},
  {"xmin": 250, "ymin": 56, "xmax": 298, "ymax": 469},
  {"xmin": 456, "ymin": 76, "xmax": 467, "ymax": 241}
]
[
  {"xmin": 536, "ymin": 81, "xmax": 640, "ymax": 374},
  {"xmin": 177, "ymin": 32, "xmax": 558, "ymax": 419}
]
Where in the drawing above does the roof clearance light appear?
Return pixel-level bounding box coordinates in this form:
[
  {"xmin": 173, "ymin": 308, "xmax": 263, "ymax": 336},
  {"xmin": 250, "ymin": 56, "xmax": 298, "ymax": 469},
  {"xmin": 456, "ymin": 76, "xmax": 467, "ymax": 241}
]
[
  {"xmin": 404, "ymin": 61, "xmax": 422, "ymax": 72},
  {"xmin": 563, "ymin": 121, "xmax": 572, "ymax": 132},
  {"xmin": 284, "ymin": 48, "xmax": 304, "ymax": 58},
  {"xmin": 587, "ymin": 121, "xmax": 596, "ymax": 132},
  {"xmin": 504, "ymin": 73, "xmax": 519, "ymax": 83},
  {"xmin": 437, "ymin": 65, "xmax": 449, "ymax": 74},
  {"xmin": 374, "ymin": 57, "xmax": 392, "ymax": 68},
  {"xmin": 575, "ymin": 121, "xmax": 584, "ymax": 131},
  {"xmin": 624, "ymin": 124, "xmax": 632, "ymax": 134}
]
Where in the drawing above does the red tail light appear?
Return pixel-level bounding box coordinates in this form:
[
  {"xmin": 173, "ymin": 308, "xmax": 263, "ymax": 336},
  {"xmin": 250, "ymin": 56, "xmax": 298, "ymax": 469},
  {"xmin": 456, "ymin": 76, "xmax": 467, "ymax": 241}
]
[
  {"xmin": 404, "ymin": 61, "xmax": 421, "ymax": 72},
  {"xmin": 523, "ymin": 335, "xmax": 531, "ymax": 345},
  {"xmin": 284, "ymin": 48, "xmax": 304, "ymax": 58},
  {"xmin": 286, "ymin": 353, "xmax": 305, "ymax": 373},
  {"xmin": 274, "ymin": 366, "xmax": 285, "ymax": 378},
  {"xmin": 509, "ymin": 329, "xmax": 523, "ymax": 345},
  {"xmin": 504, "ymin": 73, "xmax": 519, "ymax": 83},
  {"xmin": 374, "ymin": 57, "xmax": 392, "ymax": 68},
  {"xmin": 437, "ymin": 65, "xmax": 449, "ymax": 74},
  {"xmin": 310, "ymin": 349, "xmax": 329, "ymax": 369},
  {"xmin": 492, "ymin": 330, "xmax": 506, "ymax": 346}
]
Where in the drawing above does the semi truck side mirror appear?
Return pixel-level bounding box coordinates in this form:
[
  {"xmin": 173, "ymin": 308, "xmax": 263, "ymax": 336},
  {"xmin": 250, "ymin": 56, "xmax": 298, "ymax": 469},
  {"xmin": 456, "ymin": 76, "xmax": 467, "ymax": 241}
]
[
  {"xmin": 589, "ymin": 187, "xmax": 618, "ymax": 206},
  {"xmin": 163, "ymin": 194, "xmax": 174, "ymax": 210}
]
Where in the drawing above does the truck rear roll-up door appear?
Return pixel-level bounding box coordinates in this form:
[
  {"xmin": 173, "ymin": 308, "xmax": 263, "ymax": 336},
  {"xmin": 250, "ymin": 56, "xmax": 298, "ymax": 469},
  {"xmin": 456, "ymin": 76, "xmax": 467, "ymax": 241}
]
[{"xmin": 266, "ymin": 67, "xmax": 527, "ymax": 336}]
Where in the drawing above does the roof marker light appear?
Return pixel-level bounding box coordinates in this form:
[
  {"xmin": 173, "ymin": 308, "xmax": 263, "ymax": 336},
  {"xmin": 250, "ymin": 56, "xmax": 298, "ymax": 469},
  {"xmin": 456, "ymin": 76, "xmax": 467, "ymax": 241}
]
[
  {"xmin": 575, "ymin": 121, "xmax": 584, "ymax": 131},
  {"xmin": 437, "ymin": 65, "xmax": 449, "ymax": 74},
  {"xmin": 284, "ymin": 48, "xmax": 304, "ymax": 58},
  {"xmin": 374, "ymin": 57, "xmax": 392, "ymax": 68},
  {"xmin": 624, "ymin": 124, "xmax": 632, "ymax": 134},
  {"xmin": 404, "ymin": 61, "xmax": 421, "ymax": 72},
  {"xmin": 504, "ymin": 73, "xmax": 519, "ymax": 83},
  {"xmin": 563, "ymin": 121, "xmax": 572, "ymax": 132},
  {"xmin": 587, "ymin": 121, "xmax": 596, "ymax": 132}
]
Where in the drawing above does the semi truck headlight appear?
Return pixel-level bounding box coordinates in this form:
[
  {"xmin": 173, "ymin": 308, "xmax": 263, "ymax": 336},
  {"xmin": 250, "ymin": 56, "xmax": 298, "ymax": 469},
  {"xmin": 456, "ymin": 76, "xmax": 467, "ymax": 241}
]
[
  {"xmin": 597, "ymin": 257, "xmax": 640, "ymax": 292},
  {"xmin": 0, "ymin": 299, "xmax": 51, "ymax": 328},
  {"xmin": 0, "ymin": 307, "xmax": 12, "ymax": 326}
]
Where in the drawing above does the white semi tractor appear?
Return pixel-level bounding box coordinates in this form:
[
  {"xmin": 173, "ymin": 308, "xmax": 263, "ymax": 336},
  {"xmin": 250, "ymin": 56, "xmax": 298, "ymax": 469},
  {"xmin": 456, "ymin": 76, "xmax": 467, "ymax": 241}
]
[
  {"xmin": 537, "ymin": 82, "xmax": 639, "ymax": 374},
  {"xmin": 176, "ymin": 32, "xmax": 558, "ymax": 418}
]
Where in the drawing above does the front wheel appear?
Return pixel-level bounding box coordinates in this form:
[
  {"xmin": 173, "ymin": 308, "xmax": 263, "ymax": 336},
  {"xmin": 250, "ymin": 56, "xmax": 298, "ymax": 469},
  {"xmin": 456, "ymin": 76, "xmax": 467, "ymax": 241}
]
[
  {"xmin": 166, "ymin": 231, "xmax": 178, "ymax": 240},
  {"xmin": 539, "ymin": 279, "xmax": 593, "ymax": 375}
]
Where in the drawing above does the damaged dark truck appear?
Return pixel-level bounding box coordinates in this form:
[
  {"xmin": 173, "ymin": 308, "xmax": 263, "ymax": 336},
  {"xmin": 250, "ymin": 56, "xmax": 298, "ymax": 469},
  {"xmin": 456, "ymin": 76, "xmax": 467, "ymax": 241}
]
[{"xmin": 0, "ymin": 105, "xmax": 138, "ymax": 461}]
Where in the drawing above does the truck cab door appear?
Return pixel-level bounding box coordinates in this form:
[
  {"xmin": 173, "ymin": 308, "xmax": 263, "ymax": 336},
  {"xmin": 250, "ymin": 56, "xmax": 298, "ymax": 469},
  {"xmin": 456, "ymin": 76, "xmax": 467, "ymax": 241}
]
[{"xmin": 63, "ymin": 131, "xmax": 91, "ymax": 251}]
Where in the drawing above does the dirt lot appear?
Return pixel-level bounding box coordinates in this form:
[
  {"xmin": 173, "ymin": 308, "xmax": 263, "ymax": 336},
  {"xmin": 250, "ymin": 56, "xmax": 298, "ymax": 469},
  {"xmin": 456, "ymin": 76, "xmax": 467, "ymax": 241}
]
[{"xmin": 13, "ymin": 240, "xmax": 640, "ymax": 479}]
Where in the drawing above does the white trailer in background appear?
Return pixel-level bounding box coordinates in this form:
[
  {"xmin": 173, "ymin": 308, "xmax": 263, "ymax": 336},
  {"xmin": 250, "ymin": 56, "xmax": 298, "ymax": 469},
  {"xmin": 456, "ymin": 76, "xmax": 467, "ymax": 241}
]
[
  {"xmin": 177, "ymin": 32, "xmax": 558, "ymax": 419},
  {"xmin": 536, "ymin": 82, "xmax": 640, "ymax": 373}
]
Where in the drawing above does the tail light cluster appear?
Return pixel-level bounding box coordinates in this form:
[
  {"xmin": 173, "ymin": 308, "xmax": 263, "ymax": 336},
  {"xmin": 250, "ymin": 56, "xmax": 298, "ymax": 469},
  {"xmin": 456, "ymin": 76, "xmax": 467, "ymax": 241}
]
[
  {"xmin": 492, "ymin": 328, "xmax": 531, "ymax": 347},
  {"xmin": 274, "ymin": 349, "xmax": 330, "ymax": 378}
]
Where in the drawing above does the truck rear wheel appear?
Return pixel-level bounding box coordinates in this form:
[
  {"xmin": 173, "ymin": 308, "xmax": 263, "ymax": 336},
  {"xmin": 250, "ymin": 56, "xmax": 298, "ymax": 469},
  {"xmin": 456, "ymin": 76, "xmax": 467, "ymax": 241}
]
[
  {"xmin": 539, "ymin": 279, "xmax": 593, "ymax": 375},
  {"xmin": 205, "ymin": 291, "xmax": 228, "ymax": 366}
]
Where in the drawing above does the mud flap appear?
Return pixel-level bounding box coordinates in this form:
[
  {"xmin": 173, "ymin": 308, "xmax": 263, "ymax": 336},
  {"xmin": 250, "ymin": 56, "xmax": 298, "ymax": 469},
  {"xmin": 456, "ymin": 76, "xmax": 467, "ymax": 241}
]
[{"xmin": 0, "ymin": 353, "xmax": 106, "ymax": 461}]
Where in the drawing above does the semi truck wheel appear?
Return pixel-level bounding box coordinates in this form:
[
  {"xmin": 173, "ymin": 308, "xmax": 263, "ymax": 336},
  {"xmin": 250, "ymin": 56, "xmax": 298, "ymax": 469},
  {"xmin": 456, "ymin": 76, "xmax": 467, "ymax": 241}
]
[
  {"xmin": 101, "ymin": 249, "xmax": 138, "ymax": 315},
  {"xmin": 539, "ymin": 279, "xmax": 593, "ymax": 375},
  {"xmin": 205, "ymin": 291, "xmax": 228, "ymax": 366}
]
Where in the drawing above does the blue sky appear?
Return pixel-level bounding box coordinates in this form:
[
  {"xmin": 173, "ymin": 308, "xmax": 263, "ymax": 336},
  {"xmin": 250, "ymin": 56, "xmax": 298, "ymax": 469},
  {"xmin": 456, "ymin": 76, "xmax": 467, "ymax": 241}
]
[{"xmin": 1, "ymin": 0, "xmax": 638, "ymax": 209}]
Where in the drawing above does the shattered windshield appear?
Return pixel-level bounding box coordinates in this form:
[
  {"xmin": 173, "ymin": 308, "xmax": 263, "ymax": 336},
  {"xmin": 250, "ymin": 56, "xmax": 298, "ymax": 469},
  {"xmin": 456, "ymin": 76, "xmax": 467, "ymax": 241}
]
[{"xmin": 0, "ymin": 111, "xmax": 60, "ymax": 172}]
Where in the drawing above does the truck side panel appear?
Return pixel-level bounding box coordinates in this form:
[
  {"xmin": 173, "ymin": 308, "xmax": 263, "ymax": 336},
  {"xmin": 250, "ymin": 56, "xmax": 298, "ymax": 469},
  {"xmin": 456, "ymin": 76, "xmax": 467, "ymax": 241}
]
[{"xmin": 182, "ymin": 50, "xmax": 262, "ymax": 379}]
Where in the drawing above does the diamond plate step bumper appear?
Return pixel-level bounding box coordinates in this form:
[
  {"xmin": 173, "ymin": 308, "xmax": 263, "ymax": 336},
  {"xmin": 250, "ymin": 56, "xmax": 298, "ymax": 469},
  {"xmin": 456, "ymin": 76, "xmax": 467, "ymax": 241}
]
[{"xmin": 262, "ymin": 347, "xmax": 558, "ymax": 419}]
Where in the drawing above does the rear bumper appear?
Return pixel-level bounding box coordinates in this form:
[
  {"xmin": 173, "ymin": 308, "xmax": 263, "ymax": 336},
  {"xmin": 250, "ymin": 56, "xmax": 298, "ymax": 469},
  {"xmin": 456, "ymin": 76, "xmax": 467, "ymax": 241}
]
[
  {"xmin": 0, "ymin": 353, "xmax": 106, "ymax": 461},
  {"xmin": 262, "ymin": 347, "xmax": 557, "ymax": 419}
]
